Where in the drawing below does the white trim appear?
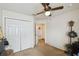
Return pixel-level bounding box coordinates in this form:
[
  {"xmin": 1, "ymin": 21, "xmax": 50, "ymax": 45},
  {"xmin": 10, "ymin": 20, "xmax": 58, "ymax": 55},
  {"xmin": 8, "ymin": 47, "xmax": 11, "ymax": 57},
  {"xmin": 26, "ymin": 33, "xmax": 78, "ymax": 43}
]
[{"xmin": 5, "ymin": 17, "xmax": 33, "ymax": 22}]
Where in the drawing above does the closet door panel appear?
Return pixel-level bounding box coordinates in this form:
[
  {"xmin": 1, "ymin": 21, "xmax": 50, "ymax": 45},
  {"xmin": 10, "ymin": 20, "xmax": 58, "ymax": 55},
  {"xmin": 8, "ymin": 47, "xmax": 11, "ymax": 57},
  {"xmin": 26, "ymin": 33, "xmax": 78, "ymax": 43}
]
[
  {"xmin": 6, "ymin": 19, "xmax": 20, "ymax": 52},
  {"xmin": 20, "ymin": 21, "xmax": 34, "ymax": 50}
]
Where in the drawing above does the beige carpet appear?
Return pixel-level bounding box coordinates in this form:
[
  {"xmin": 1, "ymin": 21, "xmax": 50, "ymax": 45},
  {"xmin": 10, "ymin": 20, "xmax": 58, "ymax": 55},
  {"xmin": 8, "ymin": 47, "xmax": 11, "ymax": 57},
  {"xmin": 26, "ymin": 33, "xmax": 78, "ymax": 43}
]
[{"xmin": 10, "ymin": 44, "xmax": 66, "ymax": 56}]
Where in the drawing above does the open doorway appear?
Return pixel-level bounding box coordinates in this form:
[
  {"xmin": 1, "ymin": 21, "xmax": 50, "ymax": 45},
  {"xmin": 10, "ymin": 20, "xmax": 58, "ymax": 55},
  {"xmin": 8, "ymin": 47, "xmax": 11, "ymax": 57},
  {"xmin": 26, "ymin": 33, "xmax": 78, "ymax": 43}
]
[{"xmin": 35, "ymin": 24, "xmax": 46, "ymax": 47}]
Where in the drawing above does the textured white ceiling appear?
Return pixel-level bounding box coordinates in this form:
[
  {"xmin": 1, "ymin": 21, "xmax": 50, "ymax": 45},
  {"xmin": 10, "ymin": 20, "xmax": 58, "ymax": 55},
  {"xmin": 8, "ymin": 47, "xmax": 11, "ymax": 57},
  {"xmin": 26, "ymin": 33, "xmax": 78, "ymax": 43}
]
[{"xmin": 0, "ymin": 3, "xmax": 79, "ymax": 18}]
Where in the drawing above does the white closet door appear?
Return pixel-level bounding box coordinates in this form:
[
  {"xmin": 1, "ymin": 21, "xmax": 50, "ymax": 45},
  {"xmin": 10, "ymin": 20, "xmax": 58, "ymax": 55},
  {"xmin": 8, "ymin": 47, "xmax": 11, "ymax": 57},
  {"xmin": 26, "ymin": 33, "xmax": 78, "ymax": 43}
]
[
  {"xmin": 5, "ymin": 18, "xmax": 34, "ymax": 52},
  {"xmin": 6, "ymin": 19, "xmax": 20, "ymax": 52},
  {"xmin": 20, "ymin": 21, "xmax": 34, "ymax": 50}
]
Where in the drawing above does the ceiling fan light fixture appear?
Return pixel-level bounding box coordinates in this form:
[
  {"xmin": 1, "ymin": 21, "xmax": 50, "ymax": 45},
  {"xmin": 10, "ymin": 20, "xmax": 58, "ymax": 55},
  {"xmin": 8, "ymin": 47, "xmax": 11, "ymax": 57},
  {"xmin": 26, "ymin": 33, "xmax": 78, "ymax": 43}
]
[{"xmin": 45, "ymin": 11, "xmax": 51, "ymax": 16}]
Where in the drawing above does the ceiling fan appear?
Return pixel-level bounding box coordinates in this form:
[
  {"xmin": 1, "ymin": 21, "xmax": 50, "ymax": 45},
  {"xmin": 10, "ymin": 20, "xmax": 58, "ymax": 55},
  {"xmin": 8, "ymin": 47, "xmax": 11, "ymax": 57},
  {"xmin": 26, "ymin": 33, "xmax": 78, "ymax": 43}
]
[{"xmin": 33, "ymin": 3, "xmax": 64, "ymax": 16}]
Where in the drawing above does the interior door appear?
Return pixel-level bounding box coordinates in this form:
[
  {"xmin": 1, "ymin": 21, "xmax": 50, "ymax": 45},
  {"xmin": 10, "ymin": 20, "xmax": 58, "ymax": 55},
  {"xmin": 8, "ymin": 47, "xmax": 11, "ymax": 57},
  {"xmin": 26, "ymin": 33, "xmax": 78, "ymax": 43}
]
[
  {"xmin": 5, "ymin": 19, "xmax": 20, "ymax": 52},
  {"xmin": 20, "ymin": 21, "xmax": 34, "ymax": 50}
]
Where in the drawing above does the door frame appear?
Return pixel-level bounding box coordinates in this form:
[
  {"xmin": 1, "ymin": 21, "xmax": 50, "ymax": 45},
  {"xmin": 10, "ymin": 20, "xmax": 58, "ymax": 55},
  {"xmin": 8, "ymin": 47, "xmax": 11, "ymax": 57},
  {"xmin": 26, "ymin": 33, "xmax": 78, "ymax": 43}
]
[{"xmin": 35, "ymin": 23, "xmax": 46, "ymax": 45}]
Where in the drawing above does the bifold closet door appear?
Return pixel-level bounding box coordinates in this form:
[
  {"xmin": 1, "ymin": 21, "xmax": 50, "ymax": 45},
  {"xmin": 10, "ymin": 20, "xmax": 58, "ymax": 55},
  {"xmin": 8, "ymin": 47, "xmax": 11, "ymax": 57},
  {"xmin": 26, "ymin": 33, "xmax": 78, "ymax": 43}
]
[
  {"xmin": 5, "ymin": 18, "xmax": 20, "ymax": 52},
  {"xmin": 20, "ymin": 21, "xmax": 34, "ymax": 50},
  {"xmin": 5, "ymin": 18, "xmax": 34, "ymax": 52}
]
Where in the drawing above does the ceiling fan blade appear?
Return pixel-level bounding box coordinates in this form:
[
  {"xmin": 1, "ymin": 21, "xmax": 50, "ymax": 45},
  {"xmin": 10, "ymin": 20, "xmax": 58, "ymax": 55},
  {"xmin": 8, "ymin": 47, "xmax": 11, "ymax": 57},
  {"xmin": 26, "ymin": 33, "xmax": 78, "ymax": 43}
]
[
  {"xmin": 33, "ymin": 11, "xmax": 45, "ymax": 16},
  {"xmin": 41, "ymin": 3, "xmax": 50, "ymax": 11},
  {"xmin": 41, "ymin": 3, "xmax": 49, "ymax": 7},
  {"xmin": 51, "ymin": 6, "xmax": 64, "ymax": 11}
]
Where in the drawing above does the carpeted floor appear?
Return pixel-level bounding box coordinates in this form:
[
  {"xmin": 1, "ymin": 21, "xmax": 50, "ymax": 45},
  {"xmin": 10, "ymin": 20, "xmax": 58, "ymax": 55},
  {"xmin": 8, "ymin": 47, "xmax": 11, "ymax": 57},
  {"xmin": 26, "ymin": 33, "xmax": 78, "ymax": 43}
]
[{"xmin": 10, "ymin": 44, "xmax": 66, "ymax": 56}]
